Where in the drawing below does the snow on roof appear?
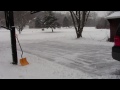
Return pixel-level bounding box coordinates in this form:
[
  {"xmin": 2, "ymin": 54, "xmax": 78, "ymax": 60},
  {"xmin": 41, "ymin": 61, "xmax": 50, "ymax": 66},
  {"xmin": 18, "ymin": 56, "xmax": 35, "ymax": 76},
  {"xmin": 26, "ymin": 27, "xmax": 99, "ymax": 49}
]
[{"xmin": 106, "ymin": 11, "xmax": 120, "ymax": 19}]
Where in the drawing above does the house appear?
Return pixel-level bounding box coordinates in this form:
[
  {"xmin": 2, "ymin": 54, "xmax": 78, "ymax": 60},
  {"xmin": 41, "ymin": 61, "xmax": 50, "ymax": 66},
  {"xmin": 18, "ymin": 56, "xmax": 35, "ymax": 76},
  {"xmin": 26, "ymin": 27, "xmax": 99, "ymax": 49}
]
[{"xmin": 106, "ymin": 11, "xmax": 120, "ymax": 42}]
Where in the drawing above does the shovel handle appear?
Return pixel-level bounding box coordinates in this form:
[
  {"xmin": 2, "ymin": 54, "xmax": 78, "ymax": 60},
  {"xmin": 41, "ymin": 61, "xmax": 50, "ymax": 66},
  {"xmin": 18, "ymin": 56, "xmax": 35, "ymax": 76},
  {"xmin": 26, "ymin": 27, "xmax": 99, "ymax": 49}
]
[{"xmin": 16, "ymin": 35, "xmax": 23, "ymax": 58}]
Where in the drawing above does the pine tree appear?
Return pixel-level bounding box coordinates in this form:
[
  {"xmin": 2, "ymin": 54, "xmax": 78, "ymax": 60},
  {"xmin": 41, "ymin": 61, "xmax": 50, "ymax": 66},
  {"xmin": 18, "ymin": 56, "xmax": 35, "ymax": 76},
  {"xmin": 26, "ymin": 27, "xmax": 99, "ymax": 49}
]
[
  {"xmin": 43, "ymin": 11, "xmax": 58, "ymax": 32},
  {"xmin": 63, "ymin": 17, "xmax": 69, "ymax": 27},
  {"xmin": 35, "ymin": 17, "xmax": 41, "ymax": 28}
]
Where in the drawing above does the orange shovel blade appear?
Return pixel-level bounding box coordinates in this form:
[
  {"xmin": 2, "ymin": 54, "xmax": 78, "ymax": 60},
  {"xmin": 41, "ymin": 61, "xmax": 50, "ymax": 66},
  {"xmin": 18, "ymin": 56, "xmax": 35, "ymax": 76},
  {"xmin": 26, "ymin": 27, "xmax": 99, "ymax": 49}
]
[{"xmin": 20, "ymin": 58, "xmax": 29, "ymax": 66}]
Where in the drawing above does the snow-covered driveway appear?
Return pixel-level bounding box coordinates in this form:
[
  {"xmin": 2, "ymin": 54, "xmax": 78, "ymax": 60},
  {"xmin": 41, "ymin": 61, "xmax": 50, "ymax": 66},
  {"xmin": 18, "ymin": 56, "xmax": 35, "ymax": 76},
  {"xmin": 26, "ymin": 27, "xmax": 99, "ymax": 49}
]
[{"xmin": 20, "ymin": 39, "xmax": 120, "ymax": 77}]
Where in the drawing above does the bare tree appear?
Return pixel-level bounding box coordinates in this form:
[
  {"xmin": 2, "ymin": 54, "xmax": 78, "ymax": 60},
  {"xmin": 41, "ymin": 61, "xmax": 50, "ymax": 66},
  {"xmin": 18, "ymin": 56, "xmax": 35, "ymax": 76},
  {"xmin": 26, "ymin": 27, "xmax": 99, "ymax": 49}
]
[
  {"xmin": 14, "ymin": 11, "xmax": 33, "ymax": 34},
  {"xmin": 86, "ymin": 12, "xmax": 98, "ymax": 27},
  {"xmin": 70, "ymin": 11, "xmax": 90, "ymax": 38}
]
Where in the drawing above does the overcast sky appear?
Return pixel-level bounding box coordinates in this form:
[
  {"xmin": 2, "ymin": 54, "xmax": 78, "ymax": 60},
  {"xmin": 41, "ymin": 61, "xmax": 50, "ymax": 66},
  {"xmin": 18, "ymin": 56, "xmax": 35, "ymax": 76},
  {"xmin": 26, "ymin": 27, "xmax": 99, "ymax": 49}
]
[
  {"xmin": 59, "ymin": 11, "xmax": 108, "ymax": 17},
  {"xmin": 95, "ymin": 11, "xmax": 108, "ymax": 17}
]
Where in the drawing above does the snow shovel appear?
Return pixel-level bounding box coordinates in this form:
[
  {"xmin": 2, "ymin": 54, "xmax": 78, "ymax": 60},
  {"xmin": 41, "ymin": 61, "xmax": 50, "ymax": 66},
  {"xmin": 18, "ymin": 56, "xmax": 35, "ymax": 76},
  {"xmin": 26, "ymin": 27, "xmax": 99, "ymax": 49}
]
[{"xmin": 16, "ymin": 34, "xmax": 29, "ymax": 66}]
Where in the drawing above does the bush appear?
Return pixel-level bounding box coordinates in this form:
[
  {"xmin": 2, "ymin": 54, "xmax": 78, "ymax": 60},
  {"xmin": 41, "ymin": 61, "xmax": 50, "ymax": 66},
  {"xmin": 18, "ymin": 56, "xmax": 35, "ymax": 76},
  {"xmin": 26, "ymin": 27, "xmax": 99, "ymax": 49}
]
[{"xmin": 96, "ymin": 18, "xmax": 110, "ymax": 29}]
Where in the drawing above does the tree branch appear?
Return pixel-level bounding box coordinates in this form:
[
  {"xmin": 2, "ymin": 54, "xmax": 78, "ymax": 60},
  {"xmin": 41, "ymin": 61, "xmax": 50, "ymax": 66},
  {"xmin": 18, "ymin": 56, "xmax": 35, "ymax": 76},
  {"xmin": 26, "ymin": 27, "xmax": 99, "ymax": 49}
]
[
  {"xmin": 84, "ymin": 11, "xmax": 90, "ymax": 27},
  {"xmin": 70, "ymin": 11, "xmax": 78, "ymax": 33}
]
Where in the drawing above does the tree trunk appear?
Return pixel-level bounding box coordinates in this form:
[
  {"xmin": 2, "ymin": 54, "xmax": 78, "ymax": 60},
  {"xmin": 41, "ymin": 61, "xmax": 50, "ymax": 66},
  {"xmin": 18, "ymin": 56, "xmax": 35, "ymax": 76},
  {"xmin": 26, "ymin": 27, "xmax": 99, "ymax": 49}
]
[
  {"xmin": 18, "ymin": 28, "xmax": 22, "ymax": 34},
  {"xmin": 18, "ymin": 26, "xmax": 24, "ymax": 34},
  {"xmin": 77, "ymin": 32, "xmax": 81, "ymax": 38},
  {"xmin": 79, "ymin": 28, "xmax": 83, "ymax": 37},
  {"xmin": 78, "ymin": 11, "xmax": 86, "ymax": 38},
  {"xmin": 52, "ymin": 28, "xmax": 53, "ymax": 32},
  {"xmin": 70, "ymin": 11, "xmax": 78, "ymax": 36},
  {"xmin": 77, "ymin": 11, "xmax": 82, "ymax": 38},
  {"xmin": 19, "ymin": 30, "xmax": 21, "ymax": 34},
  {"xmin": 77, "ymin": 28, "xmax": 83, "ymax": 38}
]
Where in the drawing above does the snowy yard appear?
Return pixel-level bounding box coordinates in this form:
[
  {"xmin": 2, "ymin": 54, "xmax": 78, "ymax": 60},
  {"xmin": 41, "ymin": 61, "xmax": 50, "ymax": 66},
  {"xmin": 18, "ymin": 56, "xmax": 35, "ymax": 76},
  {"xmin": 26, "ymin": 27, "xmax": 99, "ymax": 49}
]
[{"xmin": 0, "ymin": 27, "xmax": 120, "ymax": 79}]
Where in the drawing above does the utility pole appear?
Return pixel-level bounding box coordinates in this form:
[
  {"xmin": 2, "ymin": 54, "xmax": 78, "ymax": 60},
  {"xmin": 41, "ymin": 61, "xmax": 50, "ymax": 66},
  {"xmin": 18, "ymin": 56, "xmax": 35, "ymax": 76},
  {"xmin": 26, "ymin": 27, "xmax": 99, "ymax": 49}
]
[{"xmin": 4, "ymin": 11, "xmax": 18, "ymax": 65}]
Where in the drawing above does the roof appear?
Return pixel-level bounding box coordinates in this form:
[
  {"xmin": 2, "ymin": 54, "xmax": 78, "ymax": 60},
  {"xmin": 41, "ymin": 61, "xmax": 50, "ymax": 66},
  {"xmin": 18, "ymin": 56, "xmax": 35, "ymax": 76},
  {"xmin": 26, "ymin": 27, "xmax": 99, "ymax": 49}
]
[{"xmin": 106, "ymin": 11, "xmax": 120, "ymax": 19}]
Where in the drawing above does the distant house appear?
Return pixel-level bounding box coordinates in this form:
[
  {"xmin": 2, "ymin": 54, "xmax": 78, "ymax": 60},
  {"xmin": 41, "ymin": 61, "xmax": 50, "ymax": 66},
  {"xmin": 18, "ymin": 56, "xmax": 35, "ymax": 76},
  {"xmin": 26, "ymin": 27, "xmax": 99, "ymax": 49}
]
[{"xmin": 106, "ymin": 11, "xmax": 120, "ymax": 42}]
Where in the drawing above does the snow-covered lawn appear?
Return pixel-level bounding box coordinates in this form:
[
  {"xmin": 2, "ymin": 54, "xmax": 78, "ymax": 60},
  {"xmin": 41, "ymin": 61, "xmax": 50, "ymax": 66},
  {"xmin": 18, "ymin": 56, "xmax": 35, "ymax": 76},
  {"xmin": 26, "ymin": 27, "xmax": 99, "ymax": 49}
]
[{"xmin": 0, "ymin": 27, "xmax": 120, "ymax": 79}]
